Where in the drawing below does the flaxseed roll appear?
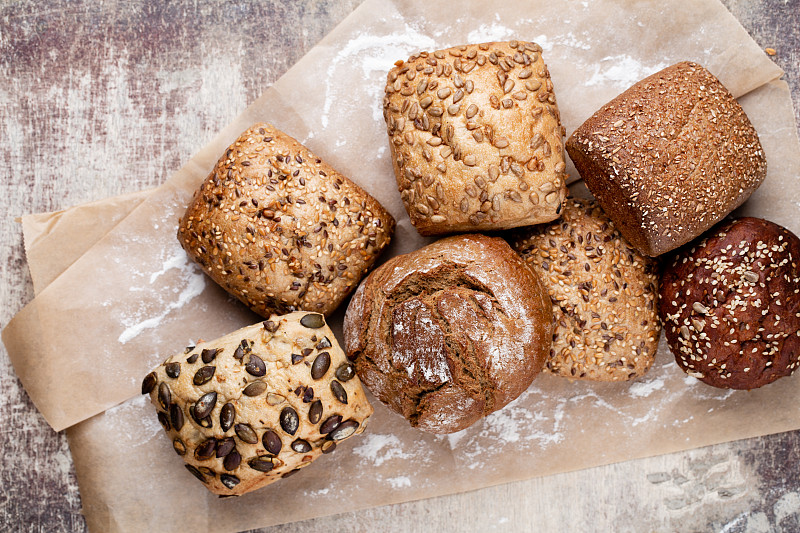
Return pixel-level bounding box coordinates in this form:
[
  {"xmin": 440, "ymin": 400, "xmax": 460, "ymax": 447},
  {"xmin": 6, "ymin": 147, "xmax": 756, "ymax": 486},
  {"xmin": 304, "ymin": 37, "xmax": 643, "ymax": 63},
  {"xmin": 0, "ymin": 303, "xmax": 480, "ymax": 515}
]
[
  {"xmin": 383, "ymin": 41, "xmax": 567, "ymax": 236},
  {"xmin": 509, "ymin": 198, "xmax": 660, "ymax": 381},
  {"xmin": 343, "ymin": 234, "xmax": 553, "ymax": 434},
  {"xmin": 659, "ymin": 217, "xmax": 800, "ymax": 389},
  {"xmin": 178, "ymin": 123, "xmax": 395, "ymax": 318},
  {"xmin": 142, "ymin": 311, "xmax": 373, "ymax": 496}
]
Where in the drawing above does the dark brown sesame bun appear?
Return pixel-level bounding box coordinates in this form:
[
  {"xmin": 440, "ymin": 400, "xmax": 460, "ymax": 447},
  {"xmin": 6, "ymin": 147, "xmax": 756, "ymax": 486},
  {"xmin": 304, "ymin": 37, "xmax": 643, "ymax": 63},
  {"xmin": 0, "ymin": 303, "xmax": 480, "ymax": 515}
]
[
  {"xmin": 343, "ymin": 234, "xmax": 553, "ymax": 434},
  {"xmin": 659, "ymin": 217, "xmax": 800, "ymax": 389},
  {"xmin": 567, "ymin": 61, "xmax": 767, "ymax": 257},
  {"xmin": 177, "ymin": 123, "xmax": 395, "ymax": 318}
]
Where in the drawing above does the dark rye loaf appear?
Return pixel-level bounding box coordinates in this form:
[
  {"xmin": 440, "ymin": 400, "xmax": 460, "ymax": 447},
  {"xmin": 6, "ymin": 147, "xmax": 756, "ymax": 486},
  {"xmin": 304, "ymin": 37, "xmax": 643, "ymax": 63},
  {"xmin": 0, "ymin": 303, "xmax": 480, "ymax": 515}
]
[
  {"xmin": 566, "ymin": 62, "xmax": 766, "ymax": 257},
  {"xmin": 343, "ymin": 234, "xmax": 553, "ymax": 434}
]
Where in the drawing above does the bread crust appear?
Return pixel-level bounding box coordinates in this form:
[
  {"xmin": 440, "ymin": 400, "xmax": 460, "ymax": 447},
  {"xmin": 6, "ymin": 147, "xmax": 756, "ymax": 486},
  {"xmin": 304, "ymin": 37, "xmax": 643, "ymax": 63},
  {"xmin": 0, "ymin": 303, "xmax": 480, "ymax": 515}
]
[
  {"xmin": 659, "ymin": 217, "xmax": 800, "ymax": 389},
  {"xmin": 343, "ymin": 234, "xmax": 553, "ymax": 434},
  {"xmin": 143, "ymin": 312, "xmax": 373, "ymax": 495},
  {"xmin": 178, "ymin": 123, "xmax": 395, "ymax": 317},
  {"xmin": 510, "ymin": 198, "xmax": 660, "ymax": 381},
  {"xmin": 566, "ymin": 62, "xmax": 766, "ymax": 257},
  {"xmin": 383, "ymin": 41, "xmax": 567, "ymax": 235}
]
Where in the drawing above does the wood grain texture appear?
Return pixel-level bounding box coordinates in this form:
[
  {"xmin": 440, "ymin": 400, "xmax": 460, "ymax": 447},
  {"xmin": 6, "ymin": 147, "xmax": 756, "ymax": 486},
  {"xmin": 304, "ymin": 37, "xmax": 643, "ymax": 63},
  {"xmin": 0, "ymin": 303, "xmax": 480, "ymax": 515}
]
[{"xmin": 1, "ymin": 1, "xmax": 798, "ymax": 532}]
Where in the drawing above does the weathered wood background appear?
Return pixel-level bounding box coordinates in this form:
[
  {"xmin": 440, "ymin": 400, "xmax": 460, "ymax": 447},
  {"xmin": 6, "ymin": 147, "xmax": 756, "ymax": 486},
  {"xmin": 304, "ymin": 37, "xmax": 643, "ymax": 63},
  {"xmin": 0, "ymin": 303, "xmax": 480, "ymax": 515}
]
[{"xmin": 1, "ymin": 0, "xmax": 799, "ymax": 531}]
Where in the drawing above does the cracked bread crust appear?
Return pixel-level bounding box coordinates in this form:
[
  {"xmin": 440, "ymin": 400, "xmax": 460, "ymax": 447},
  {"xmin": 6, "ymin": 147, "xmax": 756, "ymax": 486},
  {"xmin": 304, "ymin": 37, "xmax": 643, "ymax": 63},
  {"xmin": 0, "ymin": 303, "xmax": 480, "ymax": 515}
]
[
  {"xmin": 343, "ymin": 234, "xmax": 553, "ymax": 434},
  {"xmin": 659, "ymin": 217, "xmax": 800, "ymax": 390},
  {"xmin": 566, "ymin": 62, "xmax": 766, "ymax": 257}
]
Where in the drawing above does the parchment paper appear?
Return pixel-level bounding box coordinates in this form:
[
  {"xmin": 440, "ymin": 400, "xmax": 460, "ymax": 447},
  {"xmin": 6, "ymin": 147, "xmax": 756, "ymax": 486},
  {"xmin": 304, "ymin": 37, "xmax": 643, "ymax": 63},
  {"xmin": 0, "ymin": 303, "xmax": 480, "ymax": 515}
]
[{"xmin": 3, "ymin": 0, "xmax": 799, "ymax": 531}]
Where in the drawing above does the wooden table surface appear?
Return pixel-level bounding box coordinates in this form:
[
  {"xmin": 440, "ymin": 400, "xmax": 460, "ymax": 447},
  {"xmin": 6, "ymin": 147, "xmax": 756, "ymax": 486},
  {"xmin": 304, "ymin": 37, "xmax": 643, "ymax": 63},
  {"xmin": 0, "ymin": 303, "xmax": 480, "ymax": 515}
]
[{"xmin": 1, "ymin": 1, "xmax": 799, "ymax": 531}]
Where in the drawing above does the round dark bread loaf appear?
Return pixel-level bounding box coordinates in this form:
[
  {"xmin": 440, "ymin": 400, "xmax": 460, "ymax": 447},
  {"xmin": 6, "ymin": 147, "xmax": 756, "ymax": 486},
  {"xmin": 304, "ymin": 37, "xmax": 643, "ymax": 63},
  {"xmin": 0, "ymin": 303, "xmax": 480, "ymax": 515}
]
[
  {"xmin": 343, "ymin": 234, "xmax": 553, "ymax": 434},
  {"xmin": 659, "ymin": 217, "xmax": 800, "ymax": 389}
]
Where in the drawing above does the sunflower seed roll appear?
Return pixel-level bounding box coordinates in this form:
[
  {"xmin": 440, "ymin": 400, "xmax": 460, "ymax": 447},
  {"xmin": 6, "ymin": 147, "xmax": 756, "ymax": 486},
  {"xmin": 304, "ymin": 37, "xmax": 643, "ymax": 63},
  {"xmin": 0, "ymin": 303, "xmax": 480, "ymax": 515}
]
[{"xmin": 383, "ymin": 41, "xmax": 567, "ymax": 236}]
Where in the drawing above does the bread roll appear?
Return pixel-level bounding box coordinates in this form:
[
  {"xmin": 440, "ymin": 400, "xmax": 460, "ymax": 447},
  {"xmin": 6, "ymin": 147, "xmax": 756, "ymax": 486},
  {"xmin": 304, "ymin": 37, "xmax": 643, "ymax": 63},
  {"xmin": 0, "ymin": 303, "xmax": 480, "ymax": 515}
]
[
  {"xmin": 178, "ymin": 123, "xmax": 395, "ymax": 317},
  {"xmin": 510, "ymin": 198, "xmax": 660, "ymax": 381},
  {"xmin": 383, "ymin": 41, "xmax": 567, "ymax": 235},
  {"xmin": 343, "ymin": 234, "xmax": 553, "ymax": 434},
  {"xmin": 659, "ymin": 217, "xmax": 800, "ymax": 389},
  {"xmin": 566, "ymin": 62, "xmax": 766, "ymax": 257},
  {"xmin": 142, "ymin": 312, "xmax": 372, "ymax": 496}
]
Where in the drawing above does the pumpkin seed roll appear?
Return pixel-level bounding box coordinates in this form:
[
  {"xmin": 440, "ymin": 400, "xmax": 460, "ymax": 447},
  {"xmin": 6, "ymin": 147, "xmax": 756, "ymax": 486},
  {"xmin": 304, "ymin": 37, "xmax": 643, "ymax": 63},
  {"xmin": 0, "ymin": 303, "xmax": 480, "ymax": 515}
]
[
  {"xmin": 142, "ymin": 312, "xmax": 373, "ymax": 496},
  {"xmin": 178, "ymin": 123, "xmax": 395, "ymax": 318},
  {"xmin": 383, "ymin": 41, "xmax": 568, "ymax": 236}
]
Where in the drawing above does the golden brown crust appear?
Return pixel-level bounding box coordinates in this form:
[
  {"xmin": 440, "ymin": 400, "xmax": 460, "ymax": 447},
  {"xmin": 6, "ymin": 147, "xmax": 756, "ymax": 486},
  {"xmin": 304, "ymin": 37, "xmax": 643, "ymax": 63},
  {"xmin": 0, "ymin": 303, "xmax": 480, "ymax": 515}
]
[
  {"xmin": 177, "ymin": 123, "xmax": 395, "ymax": 317},
  {"xmin": 383, "ymin": 41, "xmax": 567, "ymax": 236},
  {"xmin": 566, "ymin": 61, "xmax": 767, "ymax": 257},
  {"xmin": 142, "ymin": 312, "xmax": 373, "ymax": 496},
  {"xmin": 659, "ymin": 217, "xmax": 800, "ymax": 390},
  {"xmin": 509, "ymin": 198, "xmax": 660, "ymax": 381},
  {"xmin": 343, "ymin": 234, "xmax": 553, "ymax": 434}
]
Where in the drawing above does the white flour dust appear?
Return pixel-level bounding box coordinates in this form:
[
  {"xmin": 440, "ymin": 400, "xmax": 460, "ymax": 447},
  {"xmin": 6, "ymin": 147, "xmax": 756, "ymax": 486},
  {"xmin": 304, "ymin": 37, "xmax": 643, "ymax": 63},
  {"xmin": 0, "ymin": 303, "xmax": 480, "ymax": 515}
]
[
  {"xmin": 585, "ymin": 55, "xmax": 668, "ymax": 87},
  {"xmin": 628, "ymin": 377, "xmax": 666, "ymax": 398},
  {"xmin": 353, "ymin": 433, "xmax": 413, "ymax": 467},
  {"xmin": 103, "ymin": 395, "xmax": 161, "ymax": 445},
  {"xmin": 117, "ymin": 250, "xmax": 206, "ymax": 344},
  {"xmin": 321, "ymin": 26, "xmax": 436, "ymax": 129}
]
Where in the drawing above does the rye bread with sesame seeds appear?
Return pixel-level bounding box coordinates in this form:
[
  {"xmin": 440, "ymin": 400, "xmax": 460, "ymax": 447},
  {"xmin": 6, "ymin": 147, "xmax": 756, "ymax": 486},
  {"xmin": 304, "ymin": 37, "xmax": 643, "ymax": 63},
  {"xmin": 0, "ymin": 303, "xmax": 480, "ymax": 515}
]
[
  {"xmin": 566, "ymin": 61, "xmax": 767, "ymax": 257},
  {"xmin": 342, "ymin": 234, "xmax": 553, "ymax": 434},
  {"xmin": 177, "ymin": 123, "xmax": 395, "ymax": 318},
  {"xmin": 509, "ymin": 198, "xmax": 661, "ymax": 381},
  {"xmin": 142, "ymin": 311, "xmax": 373, "ymax": 496},
  {"xmin": 659, "ymin": 217, "xmax": 800, "ymax": 390},
  {"xmin": 382, "ymin": 41, "xmax": 568, "ymax": 236}
]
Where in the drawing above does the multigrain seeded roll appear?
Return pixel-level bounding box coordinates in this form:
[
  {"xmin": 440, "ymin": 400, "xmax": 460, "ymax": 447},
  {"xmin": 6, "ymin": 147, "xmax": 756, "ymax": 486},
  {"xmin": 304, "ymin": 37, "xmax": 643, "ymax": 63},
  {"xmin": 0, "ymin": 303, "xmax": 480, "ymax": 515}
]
[
  {"xmin": 343, "ymin": 234, "xmax": 553, "ymax": 434},
  {"xmin": 566, "ymin": 61, "xmax": 766, "ymax": 257},
  {"xmin": 178, "ymin": 123, "xmax": 395, "ymax": 318},
  {"xmin": 659, "ymin": 218, "xmax": 800, "ymax": 389},
  {"xmin": 509, "ymin": 198, "xmax": 660, "ymax": 381},
  {"xmin": 383, "ymin": 41, "xmax": 568, "ymax": 236},
  {"xmin": 141, "ymin": 312, "xmax": 373, "ymax": 496}
]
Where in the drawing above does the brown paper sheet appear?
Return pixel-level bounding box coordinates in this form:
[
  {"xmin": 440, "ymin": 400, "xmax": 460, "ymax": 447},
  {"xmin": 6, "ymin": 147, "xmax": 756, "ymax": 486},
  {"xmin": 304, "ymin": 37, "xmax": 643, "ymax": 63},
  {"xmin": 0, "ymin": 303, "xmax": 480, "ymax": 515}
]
[
  {"xmin": 2, "ymin": 0, "xmax": 784, "ymax": 433},
  {"xmin": 3, "ymin": 0, "xmax": 798, "ymax": 531}
]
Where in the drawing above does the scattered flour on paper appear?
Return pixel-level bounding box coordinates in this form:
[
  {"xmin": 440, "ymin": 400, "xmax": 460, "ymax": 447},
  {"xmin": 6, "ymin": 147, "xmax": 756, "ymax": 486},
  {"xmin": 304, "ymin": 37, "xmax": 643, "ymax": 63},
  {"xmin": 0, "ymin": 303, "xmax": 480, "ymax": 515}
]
[
  {"xmin": 628, "ymin": 377, "xmax": 666, "ymax": 398},
  {"xmin": 387, "ymin": 476, "xmax": 412, "ymax": 489},
  {"xmin": 103, "ymin": 395, "xmax": 161, "ymax": 446},
  {"xmin": 321, "ymin": 25, "xmax": 436, "ymax": 129},
  {"xmin": 585, "ymin": 55, "xmax": 668, "ymax": 87},
  {"xmin": 353, "ymin": 433, "xmax": 413, "ymax": 467},
  {"xmin": 118, "ymin": 250, "xmax": 206, "ymax": 344}
]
